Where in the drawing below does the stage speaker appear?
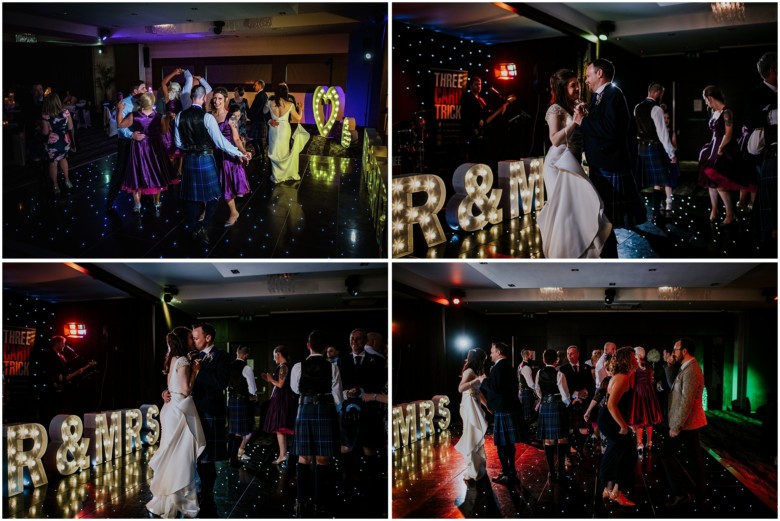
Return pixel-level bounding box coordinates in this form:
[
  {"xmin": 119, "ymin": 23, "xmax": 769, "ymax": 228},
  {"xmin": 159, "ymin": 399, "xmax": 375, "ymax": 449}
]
[{"xmin": 143, "ymin": 46, "xmax": 150, "ymax": 68}]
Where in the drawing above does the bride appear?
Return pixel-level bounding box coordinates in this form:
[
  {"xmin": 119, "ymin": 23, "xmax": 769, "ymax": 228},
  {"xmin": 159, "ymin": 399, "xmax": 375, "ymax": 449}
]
[
  {"xmin": 454, "ymin": 348, "xmax": 488, "ymax": 484},
  {"xmin": 146, "ymin": 327, "xmax": 206, "ymax": 518},
  {"xmin": 537, "ymin": 69, "xmax": 612, "ymax": 258},
  {"xmin": 264, "ymin": 83, "xmax": 310, "ymax": 183}
]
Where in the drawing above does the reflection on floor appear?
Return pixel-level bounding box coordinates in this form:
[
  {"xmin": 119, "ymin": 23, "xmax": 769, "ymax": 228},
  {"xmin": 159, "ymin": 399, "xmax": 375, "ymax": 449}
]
[
  {"xmin": 4, "ymin": 433, "xmax": 388, "ymax": 518},
  {"xmin": 392, "ymin": 424, "xmax": 776, "ymax": 518},
  {"xmin": 4, "ymin": 153, "xmax": 382, "ymax": 258},
  {"xmin": 406, "ymin": 192, "xmax": 776, "ymax": 259}
]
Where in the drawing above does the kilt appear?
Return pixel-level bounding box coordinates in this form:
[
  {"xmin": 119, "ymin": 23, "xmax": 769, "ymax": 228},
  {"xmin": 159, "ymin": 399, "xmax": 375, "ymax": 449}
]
[
  {"xmin": 291, "ymin": 402, "xmax": 340, "ymax": 457},
  {"xmin": 228, "ymin": 395, "xmax": 255, "ymax": 436},
  {"xmin": 198, "ymin": 410, "xmax": 228, "ymax": 462},
  {"xmin": 637, "ymin": 142, "xmax": 673, "ymax": 188},
  {"xmin": 590, "ymin": 166, "xmax": 647, "ymax": 229},
  {"xmin": 519, "ymin": 388, "xmax": 536, "ymax": 420},
  {"xmin": 538, "ymin": 397, "xmax": 569, "ymax": 441},
  {"xmin": 493, "ymin": 410, "xmax": 523, "ymax": 446},
  {"xmin": 180, "ymin": 154, "xmax": 222, "ymax": 202}
]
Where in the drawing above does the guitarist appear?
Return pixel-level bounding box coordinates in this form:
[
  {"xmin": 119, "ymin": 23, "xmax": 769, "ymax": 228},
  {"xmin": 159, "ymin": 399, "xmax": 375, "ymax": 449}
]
[
  {"xmin": 461, "ymin": 76, "xmax": 515, "ymax": 166},
  {"xmin": 41, "ymin": 336, "xmax": 97, "ymax": 421}
]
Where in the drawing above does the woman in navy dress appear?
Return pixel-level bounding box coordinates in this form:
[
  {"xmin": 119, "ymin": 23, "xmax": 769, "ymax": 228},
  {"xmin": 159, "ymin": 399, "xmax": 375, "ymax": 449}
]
[
  {"xmin": 262, "ymin": 345, "xmax": 297, "ymax": 464},
  {"xmin": 117, "ymin": 92, "xmax": 177, "ymax": 213},
  {"xmin": 40, "ymin": 93, "xmax": 74, "ymax": 195},
  {"xmin": 211, "ymin": 88, "xmax": 251, "ymax": 226}
]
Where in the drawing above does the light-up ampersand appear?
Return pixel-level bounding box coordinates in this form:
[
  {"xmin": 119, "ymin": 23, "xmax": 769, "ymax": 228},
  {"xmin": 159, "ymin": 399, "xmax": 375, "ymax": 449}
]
[
  {"xmin": 446, "ymin": 163, "xmax": 503, "ymax": 231},
  {"xmin": 313, "ymin": 86, "xmax": 345, "ymax": 137},
  {"xmin": 44, "ymin": 415, "xmax": 89, "ymax": 476},
  {"xmin": 497, "ymin": 159, "xmax": 545, "ymax": 218},
  {"xmin": 140, "ymin": 404, "xmax": 160, "ymax": 445},
  {"xmin": 4, "ymin": 423, "xmax": 48, "ymax": 496},
  {"xmin": 392, "ymin": 175, "xmax": 447, "ymax": 257},
  {"xmin": 341, "ymin": 117, "xmax": 355, "ymax": 148},
  {"xmin": 84, "ymin": 411, "xmax": 122, "ymax": 465}
]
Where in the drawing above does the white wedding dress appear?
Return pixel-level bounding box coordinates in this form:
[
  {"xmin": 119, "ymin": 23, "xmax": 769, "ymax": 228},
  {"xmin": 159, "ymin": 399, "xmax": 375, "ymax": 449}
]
[
  {"xmin": 454, "ymin": 369, "xmax": 488, "ymax": 481},
  {"xmin": 146, "ymin": 356, "xmax": 206, "ymax": 518},
  {"xmin": 537, "ymin": 104, "xmax": 612, "ymax": 258},
  {"xmin": 267, "ymin": 101, "xmax": 310, "ymax": 184}
]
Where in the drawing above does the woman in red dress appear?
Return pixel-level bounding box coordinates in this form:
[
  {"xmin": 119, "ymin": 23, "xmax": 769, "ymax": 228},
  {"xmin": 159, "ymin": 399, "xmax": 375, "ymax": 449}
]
[{"xmin": 629, "ymin": 346, "xmax": 662, "ymax": 456}]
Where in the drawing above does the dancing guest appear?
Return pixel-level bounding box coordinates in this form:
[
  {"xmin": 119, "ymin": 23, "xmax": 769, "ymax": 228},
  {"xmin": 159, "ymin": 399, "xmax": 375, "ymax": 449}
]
[
  {"xmin": 480, "ymin": 341, "xmax": 523, "ymax": 485},
  {"xmin": 454, "ymin": 348, "xmax": 488, "ymax": 484},
  {"xmin": 264, "ymin": 83, "xmax": 310, "ymax": 183},
  {"xmin": 595, "ymin": 341, "xmax": 617, "ymax": 388},
  {"xmin": 538, "ymin": 69, "xmax": 611, "ymax": 258},
  {"xmin": 597, "ymin": 347, "xmax": 637, "ymax": 507},
  {"xmin": 107, "ymin": 80, "xmax": 146, "ymax": 209},
  {"xmin": 232, "ymin": 86, "xmax": 250, "ymax": 143},
  {"xmin": 576, "ymin": 58, "xmax": 646, "ymax": 255},
  {"xmin": 635, "ymin": 83, "xmax": 677, "ymax": 213},
  {"xmin": 290, "ymin": 330, "xmax": 343, "ymax": 518},
  {"xmin": 117, "ymin": 92, "xmax": 177, "ymax": 213},
  {"xmin": 40, "ymin": 93, "xmax": 74, "ymax": 196},
  {"xmin": 181, "ymin": 69, "xmax": 212, "ymax": 111},
  {"xmin": 517, "ymin": 349, "xmax": 537, "ymax": 425},
  {"xmin": 698, "ymin": 85, "xmax": 754, "ymax": 225},
  {"xmin": 559, "ymin": 345, "xmax": 594, "ymax": 457},
  {"xmin": 147, "ymin": 327, "xmax": 205, "ymax": 518},
  {"xmin": 744, "ymin": 52, "xmax": 778, "ymax": 244},
  {"xmin": 175, "ymin": 84, "xmax": 249, "ymax": 245},
  {"xmin": 629, "ymin": 346, "xmax": 662, "ymax": 456},
  {"xmin": 535, "ymin": 348, "xmax": 571, "ymax": 483},
  {"xmin": 247, "ymin": 80, "xmax": 268, "ymax": 158},
  {"xmin": 227, "ymin": 345, "xmax": 257, "ymax": 464},
  {"xmin": 160, "ymin": 100, "xmax": 183, "ymax": 176},
  {"xmin": 262, "ymin": 345, "xmax": 297, "ymax": 465},
  {"xmin": 211, "ymin": 88, "xmax": 251, "ymax": 226},
  {"xmin": 160, "ymin": 68, "xmax": 184, "ymax": 111}
]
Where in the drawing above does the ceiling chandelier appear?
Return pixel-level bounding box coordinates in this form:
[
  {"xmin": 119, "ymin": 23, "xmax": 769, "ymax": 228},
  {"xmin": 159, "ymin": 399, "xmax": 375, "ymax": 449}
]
[
  {"xmin": 711, "ymin": 2, "xmax": 746, "ymax": 23},
  {"xmin": 658, "ymin": 286, "xmax": 684, "ymax": 301},
  {"xmin": 539, "ymin": 287, "xmax": 564, "ymax": 302}
]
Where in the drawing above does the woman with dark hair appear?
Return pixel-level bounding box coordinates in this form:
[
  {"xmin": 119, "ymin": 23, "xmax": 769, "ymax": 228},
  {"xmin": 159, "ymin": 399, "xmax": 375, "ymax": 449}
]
[
  {"xmin": 596, "ymin": 346, "xmax": 637, "ymax": 507},
  {"xmin": 262, "ymin": 345, "xmax": 297, "ymax": 464},
  {"xmin": 698, "ymin": 85, "xmax": 755, "ymax": 225},
  {"xmin": 232, "ymin": 86, "xmax": 250, "ymax": 143},
  {"xmin": 211, "ymin": 87, "xmax": 251, "ymax": 226},
  {"xmin": 454, "ymin": 348, "xmax": 488, "ymax": 483},
  {"xmin": 630, "ymin": 346, "xmax": 662, "ymax": 455},
  {"xmin": 40, "ymin": 93, "xmax": 74, "ymax": 195},
  {"xmin": 537, "ymin": 69, "xmax": 611, "ymax": 258},
  {"xmin": 264, "ymin": 83, "xmax": 310, "ymax": 183},
  {"xmin": 146, "ymin": 327, "xmax": 205, "ymax": 518}
]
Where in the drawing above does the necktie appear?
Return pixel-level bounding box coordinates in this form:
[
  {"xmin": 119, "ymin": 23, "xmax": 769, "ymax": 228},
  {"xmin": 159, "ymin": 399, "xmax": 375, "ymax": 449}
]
[
  {"xmin": 573, "ymin": 365, "xmax": 578, "ymax": 373},
  {"xmin": 355, "ymin": 355, "xmax": 362, "ymax": 368},
  {"xmin": 590, "ymin": 92, "xmax": 597, "ymax": 106},
  {"xmin": 199, "ymin": 351, "xmax": 207, "ymax": 360}
]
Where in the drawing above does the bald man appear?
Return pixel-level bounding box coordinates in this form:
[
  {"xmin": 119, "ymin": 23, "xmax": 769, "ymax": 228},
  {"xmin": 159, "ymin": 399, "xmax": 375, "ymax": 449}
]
[{"xmin": 595, "ymin": 342, "xmax": 617, "ymax": 387}]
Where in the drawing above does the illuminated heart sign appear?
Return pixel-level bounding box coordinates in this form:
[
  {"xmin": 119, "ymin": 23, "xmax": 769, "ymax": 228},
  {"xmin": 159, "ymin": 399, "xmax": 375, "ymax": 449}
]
[{"xmin": 313, "ymin": 86, "xmax": 345, "ymax": 137}]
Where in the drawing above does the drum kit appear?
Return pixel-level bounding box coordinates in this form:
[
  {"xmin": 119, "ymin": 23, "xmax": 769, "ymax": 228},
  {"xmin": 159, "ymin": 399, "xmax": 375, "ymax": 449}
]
[{"xmin": 394, "ymin": 109, "xmax": 430, "ymax": 173}]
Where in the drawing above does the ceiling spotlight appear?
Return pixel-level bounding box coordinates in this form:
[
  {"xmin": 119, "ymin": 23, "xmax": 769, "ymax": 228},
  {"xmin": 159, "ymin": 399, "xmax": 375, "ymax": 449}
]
[
  {"xmin": 213, "ymin": 21, "xmax": 225, "ymax": 35},
  {"xmin": 363, "ymin": 50, "xmax": 375, "ymax": 61},
  {"xmin": 604, "ymin": 288, "xmax": 616, "ymax": 305},
  {"xmin": 597, "ymin": 20, "xmax": 616, "ymax": 41},
  {"xmin": 450, "ymin": 289, "xmax": 466, "ymax": 306},
  {"xmin": 98, "ymin": 28, "xmax": 111, "ymax": 41},
  {"xmin": 345, "ymin": 275, "xmax": 361, "ymax": 297},
  {"xmin": 163, "ymin": 285, "xmax": 179, "ymax": 303}
]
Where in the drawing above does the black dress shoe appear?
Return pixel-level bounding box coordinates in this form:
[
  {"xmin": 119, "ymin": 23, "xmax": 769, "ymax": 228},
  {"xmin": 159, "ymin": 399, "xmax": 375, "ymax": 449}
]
[
  {"xmin": 192, "ymin": 227, "xmax": 210, "ymax": 245},
  {"xmin": 664, "ymin": 493, "xmax": 692, "ymax": 508},
  {"xmin": 491, "ymin": 474, "xmax": 510, "ymax": 485}
]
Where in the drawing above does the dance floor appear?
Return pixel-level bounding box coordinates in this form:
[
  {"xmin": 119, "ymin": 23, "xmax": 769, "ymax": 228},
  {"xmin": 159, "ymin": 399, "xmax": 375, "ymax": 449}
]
[
  {"xmin": 4, "ymin": 432, "xmax": 388, "ymax": 518},
  {"xmin": 403, "ymin": 165, "xmax": 776, "ymax": 259},
  {"xmin": 3, "ymin": 132, "xmax": 383, "ymax": 258},
  {"xmin": 392, "ymin": 423, "xmax": 776, "ymax": 518}
]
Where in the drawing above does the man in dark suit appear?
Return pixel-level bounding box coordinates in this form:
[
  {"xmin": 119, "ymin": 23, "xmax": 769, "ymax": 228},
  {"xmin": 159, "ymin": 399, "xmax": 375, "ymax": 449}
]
[
  {"xmin": 187, "ymin": 322, "xmax": 230, "ymax": 516},
  {"xmin": 480, "ymin": 341, "xmax": 524, "ymax": 485},
  {"xmin": 247, "ymin": 80, "xmax": 269, "ymax": 159},
  {"xmin": 744, "ymin": 52, "xmax": 777, "ymax": 246},
  {"xmin": 338, "ymin": 328, "xmax": 386, "ymax": 478},
  {"xmin": 559, "ymin": 345, "xmax": 595, "ymax": 458},
  {"xmin": 575, "ymin": 58, "xmax": 646, "ymax": 257}
]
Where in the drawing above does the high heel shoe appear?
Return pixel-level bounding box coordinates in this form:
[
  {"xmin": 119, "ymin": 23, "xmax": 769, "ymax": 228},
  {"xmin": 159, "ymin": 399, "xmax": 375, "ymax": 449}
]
[
  {"xmin": 610, "ymin": 490, "xmax": 636, "ymax": 507},
  {"xmin": 709, "ymin": 211, "xmax": 718, "ymax": 223},
  {"xmin": 721, "ymin": 215, "xmax": 734, "ymax": 226},
  {"xmin": 273, "ymin": 454, "xmax": 288, "ymax": 465},
  {"xmin": 225, "ymin": 214, "xmax": 239, "ymax": 227}
]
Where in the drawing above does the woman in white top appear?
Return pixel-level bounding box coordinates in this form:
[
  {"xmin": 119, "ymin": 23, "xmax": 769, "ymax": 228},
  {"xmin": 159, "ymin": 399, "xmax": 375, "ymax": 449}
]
[
  {"xmin": 454, "ymin": 348, "xmax": 488, "ymax": 484},
  {"xmin": 264, "ymin": 83, "xmax": 310, "ymax": 183}
]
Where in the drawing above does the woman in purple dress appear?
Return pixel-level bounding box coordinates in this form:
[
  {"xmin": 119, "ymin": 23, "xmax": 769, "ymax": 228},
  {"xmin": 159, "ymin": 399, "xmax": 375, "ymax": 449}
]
[
  {"xmin": 261, "ymin": 345, "xmax": 297, "ymax": 464},
  {"xmin": 117, "ymin": 92, "xmax": 177, "ymax": 213},
  {"xmin": 629, "ymin": 346, "xmax": 662, "ymax": 456},
  {"xmin": 211, "ymin": 88, "xmax": 251, "ymax": 227},
  {"xmin": 160, "ymin": 99, "xmax": 183, "ymax": 177}
]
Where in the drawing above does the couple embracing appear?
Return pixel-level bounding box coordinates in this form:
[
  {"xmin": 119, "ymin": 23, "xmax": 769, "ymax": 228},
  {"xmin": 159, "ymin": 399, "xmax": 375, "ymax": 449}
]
[{"xmin": 538, "ymin": 58, "xmax": 646, "ymax": 258}]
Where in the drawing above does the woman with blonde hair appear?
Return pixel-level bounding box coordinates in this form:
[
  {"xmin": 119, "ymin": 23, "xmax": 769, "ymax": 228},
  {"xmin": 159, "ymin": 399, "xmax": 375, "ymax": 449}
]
[
  {"xmin": 40, "ymin": 93, "xmax": 74, "ymax": 195},
  {"xmin": 630, "ymin": 346, "xmax": 662, "ymax": 455}
]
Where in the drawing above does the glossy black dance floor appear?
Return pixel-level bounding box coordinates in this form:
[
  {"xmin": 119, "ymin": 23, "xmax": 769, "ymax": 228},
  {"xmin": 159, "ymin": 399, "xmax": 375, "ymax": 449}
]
[
  {"xmin": 392, "ymin": 425, "xmax": 776, "ymax": 518},
  {"xmin": 4, "ymin": 433, "xmax": 387, "ymax": 518},
  {"xmin": 3, "ymin": 152, "xmax": 382, "ymax": 258}
]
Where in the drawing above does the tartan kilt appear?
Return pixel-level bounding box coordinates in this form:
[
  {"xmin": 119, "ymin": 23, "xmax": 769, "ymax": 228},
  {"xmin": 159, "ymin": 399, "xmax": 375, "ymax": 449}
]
[
  {"xmin": 538, "ymin": 398, "xmax": 569, "ymax": 441},
  {"xmin": 493, "ymin": 410, "xmax": 523, "ymax": 446},
  {"xmin": 291, "ymin": 402, "xmax": 340, "ymax": 457},
  {"xmin": 758, "ymin": 152, "xmax": 778, "ymax": 236},
  {"xmin": 228, "ymin": 395, "xmax": 255, "ymax": 436},
  {"xmin": 519, "ymin": 389, "xmax": 536, "ymax": 420},
  {"xmin": 637, "ymin": 142, "xmax": 672, "ymax": 188},
  {"xmin": 180, "ymin": 154, "xmax": 222, "ymax": 202},
  {"xmin": 198, "ymin": 411, "xmax": 228, "ymax": 462},
  {"xmin": 590, "ymin": 166, "xmax": 647, "ymax": 229}
]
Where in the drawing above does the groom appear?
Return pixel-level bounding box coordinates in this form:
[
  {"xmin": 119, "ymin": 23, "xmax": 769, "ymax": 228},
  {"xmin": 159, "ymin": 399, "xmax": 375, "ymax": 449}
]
[
  {"xmin": 480, "ymin": 341, "xmax": 524, "ymax": 485},
  {"xmin": 575, "ymin": 58, "xmax": 646, "ymax": 258}
]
